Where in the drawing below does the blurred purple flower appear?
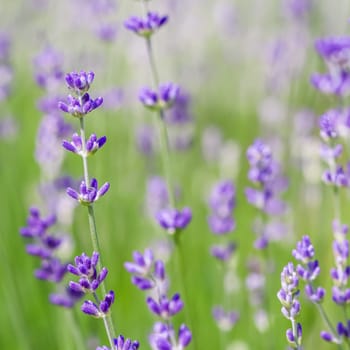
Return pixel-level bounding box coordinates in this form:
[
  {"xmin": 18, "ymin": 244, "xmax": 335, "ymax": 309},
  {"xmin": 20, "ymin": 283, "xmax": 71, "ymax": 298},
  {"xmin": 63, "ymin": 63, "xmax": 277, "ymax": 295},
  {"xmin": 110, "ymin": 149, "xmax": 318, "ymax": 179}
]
[{"xmin": 124, "ymin": 12, "xmax": 168, "ymax": 38}]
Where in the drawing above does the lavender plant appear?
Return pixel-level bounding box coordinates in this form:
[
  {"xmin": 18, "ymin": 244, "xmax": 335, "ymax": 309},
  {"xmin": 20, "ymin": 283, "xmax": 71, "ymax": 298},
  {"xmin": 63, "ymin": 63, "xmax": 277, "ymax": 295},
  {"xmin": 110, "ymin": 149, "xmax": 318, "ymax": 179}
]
[
  {"xmin": 58, "ymin": 71, "xmax": 137, "ymax": 349},
  {"xmin": 124, "ymin": 1, "xmax": 195, "ymax": 345}
]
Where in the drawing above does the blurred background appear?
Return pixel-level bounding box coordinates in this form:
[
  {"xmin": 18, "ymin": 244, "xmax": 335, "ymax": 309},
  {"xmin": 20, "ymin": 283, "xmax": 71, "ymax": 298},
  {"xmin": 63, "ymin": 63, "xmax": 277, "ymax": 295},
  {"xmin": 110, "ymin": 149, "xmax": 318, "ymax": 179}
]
[{"xmin": 1, "ymin": 0, "xmax": 350, "ymax": 349}]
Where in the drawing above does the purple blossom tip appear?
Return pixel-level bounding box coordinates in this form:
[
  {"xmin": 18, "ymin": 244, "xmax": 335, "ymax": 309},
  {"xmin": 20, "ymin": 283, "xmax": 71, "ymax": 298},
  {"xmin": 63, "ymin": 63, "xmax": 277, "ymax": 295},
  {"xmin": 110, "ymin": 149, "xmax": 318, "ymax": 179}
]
[
  {"xmin": 65, "ymin": 71, "xmax": 95, "ymax": 94},
  {"xmin": 156, "ymin": 207, "xmax": 192, "ymax": 234},
  {"xmin": 124, "ymin": 12, "xmax": 168, "ymax": 38},
  {"xmin": 66, "ymin": 178, "xmax": 110, "ymax": 205},
  {"xmin": 139, "ymin": 83, "xmax": 179, "ymax": 111}
]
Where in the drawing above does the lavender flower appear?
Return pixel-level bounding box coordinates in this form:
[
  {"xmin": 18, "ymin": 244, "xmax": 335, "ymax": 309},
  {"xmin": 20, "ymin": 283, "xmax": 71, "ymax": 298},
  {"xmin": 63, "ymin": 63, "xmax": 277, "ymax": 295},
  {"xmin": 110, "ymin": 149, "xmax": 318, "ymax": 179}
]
[
  {"xmin": 65, "ymin": 71, "xmax": 95, "ymax": 94},
  {"xmin": 124, "ymin": 12, "xmax": 168, "ymax": 38},
  {"xmin": 292, "ymin": 236, "xmax": 325, "ymax": 304},
  {"xmin": 321, "ymin": 322, "xmax": 350, "ymax": 344},
  {"xmin": 277, "ymin": 262, "xmax": 302, "ymax": 349},
  {"xmin": 212, "ymin": 306, "xmax": 239, "ymax": 332},
  {"xmin": 62, "ymin": 133, "xmax": 107, "ymax": 156},
  {"xmin": 124, "ymin": 249, "xmax": 167, "ymax": 292},
  {"xmin": 66, "ymin": 178, "xmax": 110, "ymax": 205},
  {"xmin": 81, "ymin": 290, "xmax": 115, "ymax": 317},
  {"xmin": 67, "ymin": 252, "xmax": 108, "ymax": 294},
  {"xmin": 156, "ymin": 207, "xmax": 192, "ymax": 234},
  {"xmin": 58, "ymin": 92, "xmax": 103, "ymax": 118},
  {"xmin": 147, "ymin": 293, "xmax": 184, "ymax": 319},
  {"xmin": 97, "ymin": 335, "xmax": 140, "ymax": 350},
  {"xmin": 139, "ymin": 83, "xmax": 179, "ymax": 111},
  {"xmin": 312, "ymin": 36, "xmax": 350, "ymax": 96},
  {"xmin": 315, "ymin": 37, "xmax": 350, "ymax": 68}
]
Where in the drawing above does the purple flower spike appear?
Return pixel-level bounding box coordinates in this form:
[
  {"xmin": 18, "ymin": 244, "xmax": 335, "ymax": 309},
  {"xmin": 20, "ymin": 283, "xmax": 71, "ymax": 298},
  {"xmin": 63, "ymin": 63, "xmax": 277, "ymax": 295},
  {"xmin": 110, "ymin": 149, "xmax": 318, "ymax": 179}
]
[
  {"xmin": 62, "ymin": 133, "xmax": 107, "ymax": 156},
  {"xmin": 66, "ymin": 178, "xmax": 110, "ymax": 205},
  {"xmin": 124, "ymin": 12, "xmax": 168, "ymax": 38},
  {"xmin": 156, "ymin": 207, "xmax": 192, "ymax": 234},
  {"xmin": 139, "ymin": 83, "xmax": 179, "ymax": 111},
  {"xmin": 65, "ymin": 71, "xmax": 95, "ymax": 94}
]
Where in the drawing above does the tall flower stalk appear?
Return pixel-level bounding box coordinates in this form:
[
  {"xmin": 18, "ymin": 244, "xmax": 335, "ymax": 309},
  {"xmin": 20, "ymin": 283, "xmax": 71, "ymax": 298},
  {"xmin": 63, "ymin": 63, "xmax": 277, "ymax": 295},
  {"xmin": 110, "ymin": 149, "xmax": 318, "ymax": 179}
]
[
  {"xmin": 124, "ymin": 1, "xmax": 194, "ymax": 345},
  {"xmin": 58, "ymin": 71, "xmax": 118, "ymax": 348}
]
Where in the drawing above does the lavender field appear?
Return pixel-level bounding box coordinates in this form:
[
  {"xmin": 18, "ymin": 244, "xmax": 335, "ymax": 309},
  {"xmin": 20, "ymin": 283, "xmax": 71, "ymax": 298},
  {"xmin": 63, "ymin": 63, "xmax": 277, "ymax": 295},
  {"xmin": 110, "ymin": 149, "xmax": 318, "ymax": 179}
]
[{"xmin": 2, "ymin": 0, "xmax": 350, "ymax": 349}]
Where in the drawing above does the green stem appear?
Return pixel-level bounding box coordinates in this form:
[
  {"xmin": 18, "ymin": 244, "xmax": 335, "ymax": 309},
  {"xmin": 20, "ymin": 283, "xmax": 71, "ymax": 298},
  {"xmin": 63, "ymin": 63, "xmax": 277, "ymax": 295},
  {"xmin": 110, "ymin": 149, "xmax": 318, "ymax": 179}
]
[
  {"xmin": 157, "ymin": 110, "xmax": 176, "ymax": 208},
  {"xmin": 142, "ymin": 22, "xmax": 175, "ymax": 208},
  {"xmin": 145, "ymin": 37, "xmax": 160, "ymax": 88},
  {"xmin": 316, "ymin": 303, "xmax": 341, "ymax": 347}
]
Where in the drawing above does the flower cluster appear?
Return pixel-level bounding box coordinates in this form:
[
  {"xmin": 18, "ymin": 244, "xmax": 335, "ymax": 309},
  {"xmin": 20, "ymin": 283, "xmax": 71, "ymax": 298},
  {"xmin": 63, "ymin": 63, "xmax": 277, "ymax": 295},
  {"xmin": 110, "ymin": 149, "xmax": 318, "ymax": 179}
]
[
  {"xmin": 311, "ymin": 36, "xmax": 350, "ymax": 96},
  {"xmin": 292, "ymin": 236, "xmax": 325, "ymax": 304},
  {"xmin": 277, "ymin": 262, "xmax": 302, "ymax": 349},
  {"xmin": 139, "ymin": 83, "xmax": 180, "ymax": 112},
  {"xmin": 58, "ymin": 71, "xmax": 103, "ymax": 118},
  {"xmin": 62, "ymin": 133, "xmax": 107, "ymax": 157},
  {"xmin": 66, "ymin": 178, "xmax": 110, "ymax": 205},
  {"xmin": 156, "ymin": 207, "xmax": 192, "ymax": 235},
  {"xmin": 125, "ymin": 249, "xmax": 191, "ymax": 349},
  {"xmin": 66, "ymin": 252, "xmax": 114, "ymax": 318},
  {"xmin": 124, "ymin": 12, "xmax": 168, "ymax": 38},
  {"xmin": 318, "ymin": 108, "xmax": 350, "ymax": 188}
]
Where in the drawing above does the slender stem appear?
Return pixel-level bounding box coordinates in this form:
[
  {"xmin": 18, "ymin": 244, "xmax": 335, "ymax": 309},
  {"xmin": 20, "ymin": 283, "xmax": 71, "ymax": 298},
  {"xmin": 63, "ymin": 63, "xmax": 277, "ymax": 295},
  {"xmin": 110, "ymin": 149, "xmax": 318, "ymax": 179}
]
[
  {"xmin": 316, "ymin": 303, "xmax": 341, "ymax": 346},
  {"xmin": 143, "ymin": 22, "xmax": 175, "ymax": 208},
  {"xmin": 145, "ymin": 37, "xmax": 160, "ymax": 88},
  {"xmin": 157, "ymin": 110, "xmax": 176, "ymax": 208},
  {"xmin": 78, "ymin": 117, "xmax": 116, "ymax": 347}
]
